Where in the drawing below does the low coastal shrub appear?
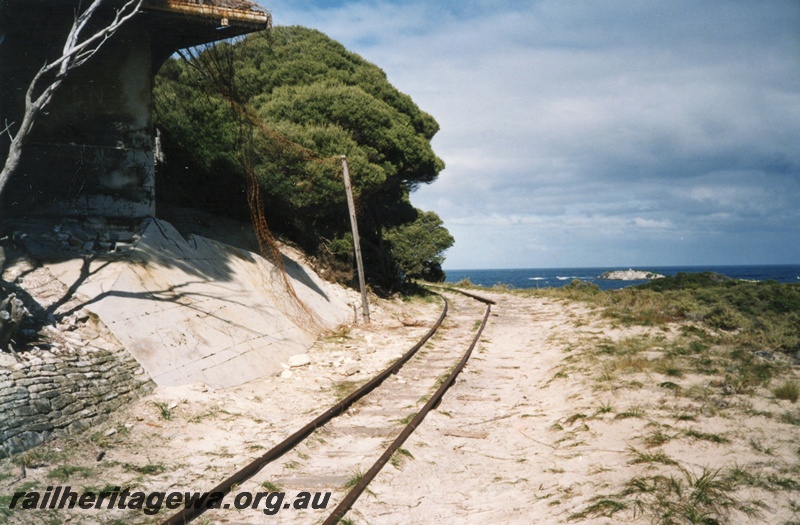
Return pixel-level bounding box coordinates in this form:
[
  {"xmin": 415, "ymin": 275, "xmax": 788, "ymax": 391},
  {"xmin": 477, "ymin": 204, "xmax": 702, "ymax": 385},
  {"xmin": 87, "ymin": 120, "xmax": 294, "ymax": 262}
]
[
  {"xmin": 780, "ymin": 410, "xmax": 800, "ymax": 425},
  {"xmin": 546, "ymin": 276, "xmax": 799, "ymax": 356},
  {"xmin": 638, "ymin": 271, "xmax": 734, "ymax": 291},
  {"xmin": 569, "ymin": 465, "xmax": 766, "ymax": 523},
  {"xmin": 704, "ymin": 304, "xmax": 748, "ymax": 331},
  {"xmin": 773, "ymin": 380, "xmax": 800, "ymax": 403}
]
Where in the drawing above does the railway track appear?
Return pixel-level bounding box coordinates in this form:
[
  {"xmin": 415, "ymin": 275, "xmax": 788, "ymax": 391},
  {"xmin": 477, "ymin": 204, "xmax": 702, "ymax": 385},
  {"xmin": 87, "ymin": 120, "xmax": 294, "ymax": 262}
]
[{"xmin": 162, "ymin": 288, "xmax": 494, "ymax": 524}]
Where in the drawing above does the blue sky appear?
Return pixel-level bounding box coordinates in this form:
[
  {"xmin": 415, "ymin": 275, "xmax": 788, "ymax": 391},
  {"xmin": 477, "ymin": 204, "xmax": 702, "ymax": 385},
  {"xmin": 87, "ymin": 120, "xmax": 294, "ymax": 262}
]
[{"xmin": 257, "ymin": 0, "xmax": 800, "ymax": 269}]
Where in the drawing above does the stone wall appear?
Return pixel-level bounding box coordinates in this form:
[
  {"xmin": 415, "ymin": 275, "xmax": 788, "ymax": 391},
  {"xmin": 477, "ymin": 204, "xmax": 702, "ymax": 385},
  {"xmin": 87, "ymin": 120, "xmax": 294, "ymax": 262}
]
[{"xmin": 0, "ymin": 341, "xmax": 153, "ymax": 459}]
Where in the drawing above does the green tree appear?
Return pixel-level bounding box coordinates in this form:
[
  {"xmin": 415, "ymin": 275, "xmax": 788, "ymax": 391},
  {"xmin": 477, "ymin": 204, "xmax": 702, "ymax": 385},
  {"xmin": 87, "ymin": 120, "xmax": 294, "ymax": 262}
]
[
  {"xmin": 384, "ymin": 210, "xmax": 454, "ymax": 282},
  {"xmin": 153, "ymin": 26, "xmax": 453, "ymax": 291}
]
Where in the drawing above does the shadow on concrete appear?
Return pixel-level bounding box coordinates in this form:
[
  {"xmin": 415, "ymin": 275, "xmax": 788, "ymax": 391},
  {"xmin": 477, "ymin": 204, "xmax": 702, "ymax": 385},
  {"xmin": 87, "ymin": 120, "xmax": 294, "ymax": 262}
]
[
  {"xmin": 57, "ymin": 279, "xmax": 281, "ymax": 339},
  {"xmin": 44, "ymin": 256, "xmax": 114, "ymax": 317},
  {"xmin": 6, "ymin": 218, "xmax": 241, "ymax": 284},
  {"xmin": 2, "ymin": 215, "xmax": 354, "ymax": 387},
  {"xmin": 5, "ymin": 215, "xmax": 331, "ymax": 303},
  {"xmin": 158, "ymin": 206, "xmax": 331, "ymax": 301}
]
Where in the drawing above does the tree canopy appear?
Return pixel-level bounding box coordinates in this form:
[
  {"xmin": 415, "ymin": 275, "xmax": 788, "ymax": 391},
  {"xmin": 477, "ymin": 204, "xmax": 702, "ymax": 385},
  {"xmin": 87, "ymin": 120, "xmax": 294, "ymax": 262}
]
[{"xmin": 153, "ymin": 26, "xmax": 453, "ymax": 291}]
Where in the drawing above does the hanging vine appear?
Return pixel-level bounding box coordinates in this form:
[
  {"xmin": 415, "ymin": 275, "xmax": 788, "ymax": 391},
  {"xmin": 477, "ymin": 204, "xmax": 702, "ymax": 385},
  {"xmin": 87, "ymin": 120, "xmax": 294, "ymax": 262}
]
[{"xmin": 174, "ymin": 39, "xmax": 352, "ymax": 328}]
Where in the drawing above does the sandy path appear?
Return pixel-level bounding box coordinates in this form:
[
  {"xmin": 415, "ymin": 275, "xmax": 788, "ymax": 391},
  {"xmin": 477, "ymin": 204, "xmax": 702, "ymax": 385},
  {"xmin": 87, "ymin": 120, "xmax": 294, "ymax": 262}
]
[
  {"xmin": 197, "ymin": 290, "xmax": 493, "ymax": 524},
  {"xmin": 349, "ymin": 290, "xmax": 800, "ymax": 525},
  {"xmin": 348, "ymin": 291, "xmax": 596, "ymax": 524},
  {"xmin": 2, "ymin": 288, "xmax": 799, "ymax": 524}
]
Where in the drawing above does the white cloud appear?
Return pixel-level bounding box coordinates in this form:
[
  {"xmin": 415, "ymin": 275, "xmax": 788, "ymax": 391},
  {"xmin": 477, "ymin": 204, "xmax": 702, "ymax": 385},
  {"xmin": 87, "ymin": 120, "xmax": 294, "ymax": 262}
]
[
  {"xmin": 632, "ymin": 218, "xmax": 674, "ymax": 230},
  {"xmin": 261, "ymin": 0, "xmax": 800, "ymax": 268}
]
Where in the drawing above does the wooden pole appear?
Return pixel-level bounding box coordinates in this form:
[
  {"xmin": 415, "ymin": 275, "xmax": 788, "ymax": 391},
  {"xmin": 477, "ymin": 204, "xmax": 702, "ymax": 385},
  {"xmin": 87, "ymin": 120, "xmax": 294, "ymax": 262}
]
[{"xmin": 341, "ymin": 155, "xmax": 370, "ymax": 323}]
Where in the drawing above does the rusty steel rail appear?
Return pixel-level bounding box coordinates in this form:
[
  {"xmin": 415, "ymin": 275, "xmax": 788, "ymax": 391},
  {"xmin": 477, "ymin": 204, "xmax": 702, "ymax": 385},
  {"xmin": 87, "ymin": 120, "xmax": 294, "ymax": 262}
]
[
  {"xmin": 322, "ymin": 294, "xmax": 493, "ymax": 525},
  {"xmin": 426, "ymin": 283, "xmax": 497, "ymax": 305},
  {"xmin": 161, "ymin": 295, "xmax": 448, "ymax": 525}
]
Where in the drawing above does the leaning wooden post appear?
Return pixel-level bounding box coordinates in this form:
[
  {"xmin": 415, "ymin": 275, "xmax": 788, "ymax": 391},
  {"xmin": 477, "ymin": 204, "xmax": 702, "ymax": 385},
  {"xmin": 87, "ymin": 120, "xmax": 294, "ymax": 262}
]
[{"xmin": 341, "ymin": 155, "xmax": 370, "ymax": 323}]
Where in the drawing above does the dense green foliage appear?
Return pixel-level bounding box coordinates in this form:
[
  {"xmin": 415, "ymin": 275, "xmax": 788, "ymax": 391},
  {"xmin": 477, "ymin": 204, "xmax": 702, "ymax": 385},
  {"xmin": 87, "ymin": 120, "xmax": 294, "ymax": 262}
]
[
  {"xmin": 637, "ymin": 272, "xmax": 735, "ymax": 291},
  {"xmin": 384, "ymin": 210, "xmax": 454, "ymax": 282},
  {"xmin": 555, "ymin": 276, "xmax": 800, "ymax": 355},
  {"xmin": 153, "ymin": 26, "xmax": 452, "ymax": 291}
]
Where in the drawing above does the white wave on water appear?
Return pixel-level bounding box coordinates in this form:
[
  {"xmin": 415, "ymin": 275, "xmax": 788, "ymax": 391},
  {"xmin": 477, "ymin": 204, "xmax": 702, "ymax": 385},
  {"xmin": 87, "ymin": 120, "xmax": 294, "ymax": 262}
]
[{"xmin": 447, "ymin": 265, "xmax": 800, "ymax": 291}]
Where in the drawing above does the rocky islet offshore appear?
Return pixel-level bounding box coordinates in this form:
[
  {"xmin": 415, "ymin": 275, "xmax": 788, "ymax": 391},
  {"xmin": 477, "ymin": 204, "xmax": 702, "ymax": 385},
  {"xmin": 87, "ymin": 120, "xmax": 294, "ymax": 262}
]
[{"xmin": 598, "ymin": 269, "xmax": 665, "ymax": 281}]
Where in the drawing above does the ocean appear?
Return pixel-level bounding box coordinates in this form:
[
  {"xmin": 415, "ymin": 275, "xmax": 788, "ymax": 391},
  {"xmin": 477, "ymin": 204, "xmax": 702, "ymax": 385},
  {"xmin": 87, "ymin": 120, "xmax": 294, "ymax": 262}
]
[{"xmin": 444, "ymin": 265, "xmax": 800, "ymax": 291}]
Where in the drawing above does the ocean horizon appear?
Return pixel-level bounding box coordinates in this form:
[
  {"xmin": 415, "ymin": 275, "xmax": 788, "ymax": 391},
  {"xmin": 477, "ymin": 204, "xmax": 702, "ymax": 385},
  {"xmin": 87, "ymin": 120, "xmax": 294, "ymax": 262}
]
[{"xmin": 444, "ymin": 264, "xmax": 800, "ymax": 291}]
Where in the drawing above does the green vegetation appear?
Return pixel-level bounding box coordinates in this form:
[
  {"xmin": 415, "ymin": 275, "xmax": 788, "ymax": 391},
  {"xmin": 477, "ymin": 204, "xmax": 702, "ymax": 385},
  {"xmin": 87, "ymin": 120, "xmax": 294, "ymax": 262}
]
[
  {"xmin": 390, "ymin": 448, "xmax": 414, "ymax": 469},
  {"xmin": 532, "ymin": 276, "xmax": 800, "ymax": 384},
  {"xmin": 343, "ymin": 467, "xmax": 365, "ymax": 489},
  {"xmin": 261, "ymin": 480, "xmax": 283, "ymax": 492},
  {"xmin": 397, "ymin": 412, "xmax": 417, "ymax": 425},
  {"xmin": 594, "ymin": 401, "xmax": 614, "ymax": 415},
  {"xmin": 628, "ymin": 447, "xmax": 678, "ymax": 466},
  {"xmin": 383, "ymin": 211, "xmax": 453, "ymax": 282},
  {"xmin": 570, "ymin": 465, "xmax": 766, "ymax": 523},
  {"xmin": 681, "ymin": 429, "xmax": 730, "ymax": 445},
  {"xmin": 331, "ymin": 379, "xmax": 361, "ymax": 401},
  {"xmin": 773, "ymin": 380, "xmax": 800, "ymax": 403},
  {"xmin": 21, "ymin": 446, "xmax": 67, "ymax": 467},
  {"xmin": 615, "ymin": 407, "xmax": 646, "ymax": 420},
  {"xmin": 641, "ymin": 428, "xmax": 675, "ymax": 448},
  {"xmin": 472, "ymin": 274, "xmax": 800, "ymax": 523},
  {"xmin": 122, "ymin": 462, "xmax": 168, "ymax": 475},
  {"xmin": 153, "ymin": 401, "xmax": 173, "ymax": 421},
  {"xmin": 780, "ymin": 409, "xmax": 800, "ymax": 426},
  {"xmin": 537, "ymin": 276, "xmax": 800, "ymax": 522},
  {"xmin": 154, "ymin": 26, "xmax": 453, "ymax": 291},
  {"xmin": 0, "ymin": 493, "xmax": 12, "ymax": 518},
  {"xmin": 47, "ymin": 465, "xmax": 92, "ymax": 481},
  {"xmin": 640, "ymin": 276, "xmax": 798, "ymax": 352}
]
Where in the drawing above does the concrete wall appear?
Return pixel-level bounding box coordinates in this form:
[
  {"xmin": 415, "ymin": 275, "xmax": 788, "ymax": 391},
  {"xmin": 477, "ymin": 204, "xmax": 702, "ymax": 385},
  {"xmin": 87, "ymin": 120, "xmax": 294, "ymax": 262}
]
[
  {"xmin": 0, "ymin": 1, "xmax": 269, "ymax": 219},
  {"xmin": 1, "ymin": 7, "xmax": 157, "ymax": 219},
  {"xmin": 42, "ymin": 219, "xmax": 354, "ymax": 389}
]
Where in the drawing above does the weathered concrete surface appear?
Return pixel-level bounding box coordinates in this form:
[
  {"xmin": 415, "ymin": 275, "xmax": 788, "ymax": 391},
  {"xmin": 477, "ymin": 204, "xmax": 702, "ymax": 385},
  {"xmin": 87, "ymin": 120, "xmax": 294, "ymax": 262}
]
[{"xmin": 42, "ymin": 219, "xmax": 354, "ymax": 388}]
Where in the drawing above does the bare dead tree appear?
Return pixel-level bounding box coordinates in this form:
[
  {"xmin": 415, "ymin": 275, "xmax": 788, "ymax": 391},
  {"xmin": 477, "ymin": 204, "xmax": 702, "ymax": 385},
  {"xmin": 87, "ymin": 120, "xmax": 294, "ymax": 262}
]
[{"xmin": 0, "ymin": 0, "xmax": 143, "ymax": 201}]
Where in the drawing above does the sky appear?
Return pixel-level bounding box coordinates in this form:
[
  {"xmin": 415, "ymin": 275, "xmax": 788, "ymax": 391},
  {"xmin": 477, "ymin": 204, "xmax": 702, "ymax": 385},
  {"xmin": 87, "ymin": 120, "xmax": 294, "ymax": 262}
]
[{"xmin": 257, "ymin": 0, "xmax": 800, "ymax": 269}]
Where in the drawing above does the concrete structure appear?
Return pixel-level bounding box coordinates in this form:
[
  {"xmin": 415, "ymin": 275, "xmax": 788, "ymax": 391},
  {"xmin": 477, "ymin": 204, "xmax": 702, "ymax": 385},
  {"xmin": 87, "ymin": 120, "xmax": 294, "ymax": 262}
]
[
  {"xmin": 20, "ymin": 216, "xmax": 354, "ymax": 388},
  {"xmin": 0, "ymin": 0, "xmax": 270, "ymax": 219}
]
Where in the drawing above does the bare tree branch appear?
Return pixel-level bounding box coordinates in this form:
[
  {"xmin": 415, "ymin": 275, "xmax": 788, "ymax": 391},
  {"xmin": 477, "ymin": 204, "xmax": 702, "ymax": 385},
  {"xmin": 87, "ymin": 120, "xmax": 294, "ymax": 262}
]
[
  {"xmin": 1, "ymin": 121, "xmax": 14, "ymax": 140},
  {"xmin": 0, "ymin": 0, "xmax": 143, "ymax": 202}
]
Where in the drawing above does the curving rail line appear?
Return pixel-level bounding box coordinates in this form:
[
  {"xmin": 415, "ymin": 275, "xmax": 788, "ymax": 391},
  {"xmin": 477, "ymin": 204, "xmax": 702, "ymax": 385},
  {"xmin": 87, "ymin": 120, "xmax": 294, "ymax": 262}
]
[
  {"xmin": 161, "ymin": 287, "xmax": 494, "ymax": 525},
  {"xmin": 321, "ymin": 292, "xmax": 492, "ymax": 525}
]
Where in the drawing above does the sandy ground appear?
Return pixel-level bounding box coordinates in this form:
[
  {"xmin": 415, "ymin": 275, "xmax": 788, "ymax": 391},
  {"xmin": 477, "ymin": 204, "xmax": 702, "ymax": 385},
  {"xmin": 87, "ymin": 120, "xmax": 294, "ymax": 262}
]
[{"xmin": 2, "ymin": 288, "xmax": 800, "ymax": 524}]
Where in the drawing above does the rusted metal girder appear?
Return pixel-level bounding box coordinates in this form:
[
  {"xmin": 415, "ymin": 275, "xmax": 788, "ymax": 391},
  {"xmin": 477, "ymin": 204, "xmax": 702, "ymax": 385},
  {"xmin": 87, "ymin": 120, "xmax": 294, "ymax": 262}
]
[{"xmin": 142, "ymin": 0, "xmax": 272, "ymax": 32}]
